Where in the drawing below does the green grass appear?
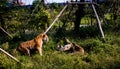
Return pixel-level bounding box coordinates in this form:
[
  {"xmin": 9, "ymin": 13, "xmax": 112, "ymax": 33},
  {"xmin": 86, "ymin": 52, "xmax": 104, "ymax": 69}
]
[
  {"xmin": 0, "ymin": 31, "xmax": 120, "ymax": 69},
  {"xmin": 104, "ymin": 13, "xmax": 111, "ymax": 20}
]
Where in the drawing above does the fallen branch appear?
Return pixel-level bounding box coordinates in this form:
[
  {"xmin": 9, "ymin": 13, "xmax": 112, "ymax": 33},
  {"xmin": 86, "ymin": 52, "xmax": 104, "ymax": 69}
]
[
  {"xmin": 0, "ymin": 26, "xmax": 13, "ymax": 38},
  {"xmin": 44, "ymin": 4, "xmax": 68, "ymax": 34},
  {"xmin": 0, "ymin": 47, "xmax": 20, "ymax": 63}
]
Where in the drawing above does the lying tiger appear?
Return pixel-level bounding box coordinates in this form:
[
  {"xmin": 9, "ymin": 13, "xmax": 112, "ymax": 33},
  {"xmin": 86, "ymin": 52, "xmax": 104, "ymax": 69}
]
[
  {"xmin": 57, "ymin": 39, "xmax": 84, "ymax": 55},
  {"xmin": 14, "ymin": 33, "xmax": 49, "ymax": 56}
]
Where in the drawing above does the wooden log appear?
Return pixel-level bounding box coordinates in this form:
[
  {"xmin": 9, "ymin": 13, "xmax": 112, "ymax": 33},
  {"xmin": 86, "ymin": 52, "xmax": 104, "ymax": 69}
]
[
  {"xmin": 0, "ymin": 48, "xmax": 20, "ymax": 63},
  {"xmin": 0, "ymin": 26, "xmax": 13, "ymax": 38},
  {"xmin": 44, "ymin": 4, "xmax": 68, "ymax": 34},
  {"xmin": 67, "ymin": 1, "xmax": 99, "ymax": 5},
  {"xmin": 91, "ymin": 4, "xmax": 105, "ymax": 38}
]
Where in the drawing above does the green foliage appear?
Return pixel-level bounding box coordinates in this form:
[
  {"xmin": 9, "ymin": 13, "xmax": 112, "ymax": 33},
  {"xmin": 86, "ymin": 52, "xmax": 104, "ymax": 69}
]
[
  {"xmin": 29, "ymin": 7, "xmax": 51, "ymax": 30},
  {"xmin": 0, "ymin": 0, "xmax": 7, "ymax": 7},
  {"xmin": 0, "ymin": 1, "xmax": 51, "ymax": 42},
  {"xmin": 0, "ymin": 1, "xmax": 120, "ymax": 69},
  {"xmin": 50, "ymin": 3, "xmax": 59, "ymax": 9}
]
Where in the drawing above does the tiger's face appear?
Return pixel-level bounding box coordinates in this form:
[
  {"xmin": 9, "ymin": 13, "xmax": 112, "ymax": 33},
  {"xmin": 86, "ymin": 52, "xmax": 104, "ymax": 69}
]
[
  {"xmin": 42, "ymin": 34, "xmax": 49, "ymax": 42},
  {"xmin": 57, "ymin": 43, "xmax": 72, "ymax": 51},
  {"xmin": 63, "ymin": 44, "xmax": 72, "ymax": 51},
  {"xmin": 57, "ymin": 45, "xmax": 64, "ymax": 51}
]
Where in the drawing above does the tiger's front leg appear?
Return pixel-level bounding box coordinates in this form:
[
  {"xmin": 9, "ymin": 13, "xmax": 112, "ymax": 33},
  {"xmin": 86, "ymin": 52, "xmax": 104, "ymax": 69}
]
[
  {"xmin": 23, "ymin": 47, "xmax": 31, "ymax": 56},
  {"xmin": 37, "ymin": 47, "xmax": 42, "ymax": 56},
  {"xmin": 26, "ymin": 48, "xmax": 31, "ymax": 56}
]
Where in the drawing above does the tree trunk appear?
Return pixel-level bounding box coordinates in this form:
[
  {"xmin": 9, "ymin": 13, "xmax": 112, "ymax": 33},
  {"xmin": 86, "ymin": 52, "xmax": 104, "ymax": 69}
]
[
  {"xmin": 41, "ymin": 0, "xmax": 45, "ymax": 6},
  {"xmin": 74, "ymin": 0, "xmax": 85, "ymax": 32}
]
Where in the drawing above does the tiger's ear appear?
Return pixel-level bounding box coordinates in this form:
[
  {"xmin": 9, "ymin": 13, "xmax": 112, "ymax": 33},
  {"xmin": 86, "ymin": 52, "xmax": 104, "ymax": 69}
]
[{"xmin": 42, "ymin": 34, "xmax": 46, "ymax": 37}]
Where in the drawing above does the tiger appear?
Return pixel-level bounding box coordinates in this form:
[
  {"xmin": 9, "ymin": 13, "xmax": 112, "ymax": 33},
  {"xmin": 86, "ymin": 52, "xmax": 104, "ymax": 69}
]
[
  {"xmin": 57, "ymin": 38, "xmax": 84, "ymax": 55},
  {"xmin": 14, "ymin": 33, "xmax": 49, "ymax": 56}
]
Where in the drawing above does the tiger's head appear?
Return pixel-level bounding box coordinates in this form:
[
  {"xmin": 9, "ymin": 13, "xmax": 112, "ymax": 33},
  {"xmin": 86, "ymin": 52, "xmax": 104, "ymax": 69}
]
[
  {"xmin": 57, "ymin": 45, "xmax": 64, "ymax": 51},
  {"xmin": 42, "ymin": 34, "xmax": 49, "ymax": 42},
  {"xmin": 62, "ymin": 43, "xmax": 72, "ymax": 51},
  {"xmin": 36, "ymin": 33, "xmax": 49, "ymax": 42},
  {"xmin": 57, "ymin": 43, "xmax": 72, "ymax": 51}
]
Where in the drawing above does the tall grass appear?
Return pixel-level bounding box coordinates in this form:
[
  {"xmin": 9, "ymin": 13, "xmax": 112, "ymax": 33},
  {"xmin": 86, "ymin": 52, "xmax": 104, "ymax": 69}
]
[{"xmin": 0, "ymin": 32, "xmax": 120, "ymax": 69}]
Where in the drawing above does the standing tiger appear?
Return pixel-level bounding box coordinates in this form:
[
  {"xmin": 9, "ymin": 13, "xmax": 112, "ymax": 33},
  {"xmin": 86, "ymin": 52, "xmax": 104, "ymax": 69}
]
[{"xmin": 14, "ymin": 33, "xmax": 49, "ymax": 56}]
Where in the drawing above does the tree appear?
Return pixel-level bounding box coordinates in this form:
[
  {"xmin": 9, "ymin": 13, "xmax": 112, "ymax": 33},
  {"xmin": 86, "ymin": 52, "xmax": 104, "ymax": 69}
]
[
  {"xmin": 0, "ymin": 0, "xmax": 7, "ymax": 7},
  {"xmin": 0, "ymin": 0, "xmax": 9, "ymax": 33},
  {"xmin": 74, "ymin": 0, "xmax": 85, "ymax": 32}
]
